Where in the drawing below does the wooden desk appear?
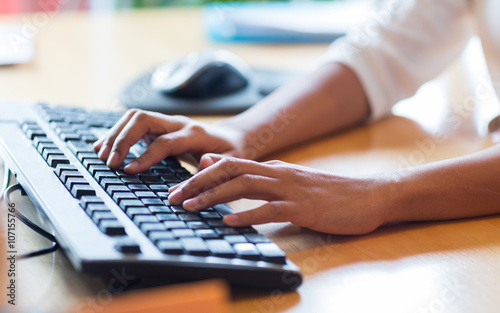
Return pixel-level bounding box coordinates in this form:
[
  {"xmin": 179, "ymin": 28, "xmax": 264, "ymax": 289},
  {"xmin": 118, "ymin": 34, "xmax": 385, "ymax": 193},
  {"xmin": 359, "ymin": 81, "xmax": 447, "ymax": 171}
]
[{"xmin": 2, "ymin": 7, "xmax": 500, "ymax": 313}]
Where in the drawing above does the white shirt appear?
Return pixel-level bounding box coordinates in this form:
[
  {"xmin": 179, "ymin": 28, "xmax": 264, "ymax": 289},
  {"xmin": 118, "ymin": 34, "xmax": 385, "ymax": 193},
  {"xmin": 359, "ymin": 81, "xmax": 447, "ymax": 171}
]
[{"xmin": 323, "ymin": 0, "xmax": 500, "ymax": 121}]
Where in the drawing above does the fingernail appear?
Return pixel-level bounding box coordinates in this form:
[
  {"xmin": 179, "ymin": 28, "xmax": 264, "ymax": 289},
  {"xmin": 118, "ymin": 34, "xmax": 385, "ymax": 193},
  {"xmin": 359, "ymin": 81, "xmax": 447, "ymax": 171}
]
[
  {"xmin": 223, "ymin": 214, "xmax": 239, "ymax": 226},
  {"xmin": 168, "ymin": 183, "xmax": 181, "ymax": 193},
  {"xmin": 168, "ymin": 188, "xmax": 183, "ymax": 204},
  {"xmin": 107, "ymin": 151, "xmax": 121, "ymax": 168},
  {"xmin": 98, "ymin": 145, "xmax": 110, "ymax": 160},
  {"xmin": 124, "ymin": 160, "xmax": 139, "ymax": 172},
  {"xmin": 182, "ymin": 198, "xmax": 199, "ymax": 211}
]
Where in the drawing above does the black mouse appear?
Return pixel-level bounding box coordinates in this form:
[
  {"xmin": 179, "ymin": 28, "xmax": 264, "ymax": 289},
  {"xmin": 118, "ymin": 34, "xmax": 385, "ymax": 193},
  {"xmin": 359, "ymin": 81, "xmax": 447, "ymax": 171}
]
[{"xmin": 150, "ymin": 49, "xmax": 251, "ymax": 99}]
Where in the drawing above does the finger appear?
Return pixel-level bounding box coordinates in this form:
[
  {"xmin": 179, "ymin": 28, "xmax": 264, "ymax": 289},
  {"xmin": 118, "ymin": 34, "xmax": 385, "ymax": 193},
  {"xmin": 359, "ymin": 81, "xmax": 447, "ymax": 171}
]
[
  {"xmin": 107, "ymin": 112, "xmax": 187, "ymax": 168},
  {"xmin": 94, "ymin": 109, "xmax": 138, "ymax": 159},
  {"xmin": 124, "ymin": 131, "xmax": 194, "ymax": 174},
  {"xmin": 223, "ymin": 202, "xmax": 292, "ymax": 226},
  {"xmin": 199, "ymin": 153, "xmax": 226, "ymax": 170},
  {"xmin": 168, "ymin": 158, "xmax": 274, "ymax": 204},
  {"xmin": 182, "ymin": 175, "xmax": 279, "ymax": 211}
]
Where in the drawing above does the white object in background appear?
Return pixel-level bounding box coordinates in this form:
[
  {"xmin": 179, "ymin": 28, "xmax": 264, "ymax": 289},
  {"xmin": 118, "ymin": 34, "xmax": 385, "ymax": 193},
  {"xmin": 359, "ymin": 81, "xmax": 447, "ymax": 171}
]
[{"xmin": 0, "ymin": 24, "xmax": 35, "ymax": 65}]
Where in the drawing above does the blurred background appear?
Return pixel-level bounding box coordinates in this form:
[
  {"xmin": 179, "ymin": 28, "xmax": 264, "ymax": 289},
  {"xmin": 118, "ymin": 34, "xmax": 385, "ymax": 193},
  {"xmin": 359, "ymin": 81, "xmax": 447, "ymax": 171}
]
[{"xmin": 0, "ymin": 0, "xmax": 347, "ymax": 15}]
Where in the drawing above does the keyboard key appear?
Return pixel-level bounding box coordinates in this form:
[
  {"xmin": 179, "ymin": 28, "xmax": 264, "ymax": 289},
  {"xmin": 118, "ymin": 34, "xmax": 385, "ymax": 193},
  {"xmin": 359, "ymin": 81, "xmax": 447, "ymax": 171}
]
[
  {"xmin": 186, "ymin": 221, "xmax": 209, "ymax": 229},
  {"xmin": 47, "ymin": 154, "xmax": 70, "ymax": 167},
  {"xmin": 155, "ymin": 213, "xmax": 179, "ymax": 222},
  {"xmin": 67, "ymin": 140, "xmax": 94, "ymax": 155},
  {"xmin": 92, "ymin": 211, "xmax": 117, "ymax": 224},
  {"xmin": 178, "ymin": 214, "xmax": 201, "ymax": 221},
  {"xmin": 200, "ymin": 211, "xmax": 221, "ymax": 219},
  {"xmin": 121, "ymin": 177, "xmax": 142, "ymax": 184},
  {"xmin": 213, "ymin": 204, "xmax": 234, "ymax": 216},
  {"xmin": 207, "ymin": 220, "xmax": 225, "ymax": 227},
  {"xmin": 148, "ymin": 184, "xmax": 169, "ymax": 191},
  {"xmin": 256, "ymin": 243, "xmax": 286, "ymax": 264},
  {"xmin": 223, "ymin": 235, "xmax": 248, "ymax": 244},
  {"xmin": 119, "ymin": 199, "xmax": 146, "ymax": 210},
  {"xmin": 233, "ymin": 243, "xmax": 261, "ymax": 260},
  {"xmin": 244, "ymin": 234, "xmax": 270, "ymax": 244},
  {"xmin": 60, "ymin": 171, "xmax": 84, "ymax": 184},
  {"xmin": 99, "ymin": 220, "xmax": 126, "ymax": 236},
  {"xmin": 140, "ymin": 222, "xmax": 166, "ymax": 234},
  {"xmin": 65, "ymin": 177, "xmax": 88, "ymax": 190},
  {"xmin": 128, "ymin": 184, "xmax": 149, "ymax": 191},
  {"xmin": 33, "ymin": 136, "xmax": 53, "ymax": 148},
  {"xmin": 79, "ymin": 195, "xmax": 104, "ymax": 209},
  {"xmin": 114, "ymin": 238, "xmax": 141, "ymax": 254},
  {"xmin": 148, "ymin": 231, "xmax": 174, "ymax": 242},
  {"xmin": 135, "ymin": 191, "xmax": 156, "ymax": 199},
  {"xmin": 148, "ymin": 205, "xmax": 172, "ymax": 214},
  {"xmin": 85, "ymin": 204, "xmax": 110, "ymax": 217},
  {"xmin": 206, "ymin": 240, "xmax": 236, "ymax": 258},
  {"xmin": 159, "ymin": 174, "xmax": 181, "ymax": 183},
  {"xmin": 82, "ymin": 158, "xmax": 105, "ymax": 169},
  {"xmin": 179, "ymin": 238, "xmax": 210, "ymax": 256},
  {"xmin": 141, "ymin": 198, "xmax": 164, "ymax": 205},
  {"xmin": 214, "ymin": 227, "xmax": 239, "ymax": 236},
  {"xmin": 170, "ymin": 205, "xmax": 187, "ymax": 213},
  {"xmin": 25, "ymin": 128, "xmax": 47, "ymax": 140},
  {"xmin": 106, "ymin": 185, "xmax": 130, "ymax": 195},
  {"xmin": 125, "ymin": 207, "xmax": 151, "ymax": 218},
  {"xmin": 236, "ymin": 227, "xmax": 258, "ymax": 234},
  {"xmin": 133, "ymin": 215, "xmax": 159, "ymax": 225},
  {"xmin": 55, "ymin": 163, "xmax": 78, "ymax": 176},
  {"xmin": 112, "ymin": 192, "xmax": 137, "ymax": 203},
  {"xmin": 156, "ymin": 192, "xmax": 170, "ymax": 199},
  {"xmin": 37, "ymin": 142, "xmax": 58, "ymax": 154},
  {"xmin": 156, "ymin": 240, "xmax": 183, "ymax": 254},
  {"xmin": 71, "ymin": 184, "xmax": 96, "ymax": 198},
  {"xmin": 172, "ymin": 229, "xmax": 195, "ymax": 238},
  {"xmin": 88, "ymin": 164, "xmax": 112, "ymax": 175},
  {"xmin": 100, "ymin": 178, "xmax": 124, "ymax": 189},
  {"xmin": 163, "ymin": 221, "xmax": 187, "ymax": 229},
  {"xmin": 194, "ymin": 229, "xmax": 219, "ymax": 239}
]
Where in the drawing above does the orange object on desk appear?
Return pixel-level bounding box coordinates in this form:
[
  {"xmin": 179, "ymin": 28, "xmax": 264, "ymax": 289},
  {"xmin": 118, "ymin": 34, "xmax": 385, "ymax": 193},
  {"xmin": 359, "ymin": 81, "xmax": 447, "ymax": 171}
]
[{"xmin": 72, "ymin": 279, "xmax": 230, "ymax": 313}]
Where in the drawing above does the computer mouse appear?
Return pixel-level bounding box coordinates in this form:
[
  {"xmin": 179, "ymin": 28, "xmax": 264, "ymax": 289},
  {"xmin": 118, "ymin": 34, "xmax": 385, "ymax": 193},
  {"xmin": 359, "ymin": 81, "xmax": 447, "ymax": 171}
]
[{"xmin": 150, "ymin": 49, "xmax": 251, "ymax": 99}]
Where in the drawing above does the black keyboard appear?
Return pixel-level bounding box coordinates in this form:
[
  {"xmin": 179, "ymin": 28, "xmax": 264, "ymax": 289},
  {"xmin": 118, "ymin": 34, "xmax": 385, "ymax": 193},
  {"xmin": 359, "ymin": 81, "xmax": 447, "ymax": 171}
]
[{"xmin": 0, "ymin": 102, "xmax": 302, "ymax": 290}]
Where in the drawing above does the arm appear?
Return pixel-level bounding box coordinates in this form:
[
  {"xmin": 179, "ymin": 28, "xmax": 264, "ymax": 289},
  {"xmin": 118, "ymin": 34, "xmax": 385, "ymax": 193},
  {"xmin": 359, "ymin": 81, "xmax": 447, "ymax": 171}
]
[
  {"xmin": 167, "ymin": 145, "xmax": 500, "ymax": 235},
  {"xmin": 94, "ymin": 62, "xmax": 370, "ymax": 173}
]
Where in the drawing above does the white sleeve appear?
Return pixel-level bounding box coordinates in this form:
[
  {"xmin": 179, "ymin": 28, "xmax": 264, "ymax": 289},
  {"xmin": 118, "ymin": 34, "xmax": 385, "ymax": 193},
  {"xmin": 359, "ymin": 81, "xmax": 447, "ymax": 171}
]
[{"xmin": 321, "ymin": 0, "xmax": 473, "ymax": 121}]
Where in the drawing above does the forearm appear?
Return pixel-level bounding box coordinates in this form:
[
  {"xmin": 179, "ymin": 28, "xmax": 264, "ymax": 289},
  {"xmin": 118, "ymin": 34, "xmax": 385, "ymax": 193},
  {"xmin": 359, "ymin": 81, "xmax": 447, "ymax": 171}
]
[
  {"xmin": 382, "ymin": 144, "xmax": 500, "ymax": 224},
  {"xmin": 218, "ymin": 62, "xmax": 370, "ymax": 160}
]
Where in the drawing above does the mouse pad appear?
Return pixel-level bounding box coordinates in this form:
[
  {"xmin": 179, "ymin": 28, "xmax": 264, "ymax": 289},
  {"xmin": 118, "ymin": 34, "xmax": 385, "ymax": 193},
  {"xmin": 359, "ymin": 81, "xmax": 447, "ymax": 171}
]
[{"xmin": 120, "ymin": 68, "xmax": 299, "ymax": 115}]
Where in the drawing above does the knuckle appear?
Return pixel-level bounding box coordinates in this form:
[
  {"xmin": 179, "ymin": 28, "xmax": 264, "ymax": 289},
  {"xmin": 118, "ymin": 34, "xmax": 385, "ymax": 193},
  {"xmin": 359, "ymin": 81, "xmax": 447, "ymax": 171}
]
[
  {"xmin": 133, "ymin": 110, "xmax": 150, "ymax": 123},
  {"xmin": 237, "ymin": 174, "xmax": 254, "ymax": 186},
  {"xmin": 187, "ymin": 123, "xmax": 207, "ymax": 135},
  {"xmin": 264, "ymin": 160, "xmax": 283, "ymax": 166},
  {"xmin": 267, "ymin": 204, "xmax": 285, "ymax": 219},
  {"xmin": 126, "ymin": 108, "xmax": 140, "ymax": 116},
  {"xmin": 156, "ymin": 135, "xmax": 174, "ymax": 146}
]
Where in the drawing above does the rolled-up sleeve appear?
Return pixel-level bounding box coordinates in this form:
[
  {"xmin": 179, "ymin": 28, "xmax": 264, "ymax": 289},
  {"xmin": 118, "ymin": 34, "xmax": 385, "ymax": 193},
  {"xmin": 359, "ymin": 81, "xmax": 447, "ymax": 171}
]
[{"xmin": 320, "ymin": 0, "xmax": 473, "ymax": 121}]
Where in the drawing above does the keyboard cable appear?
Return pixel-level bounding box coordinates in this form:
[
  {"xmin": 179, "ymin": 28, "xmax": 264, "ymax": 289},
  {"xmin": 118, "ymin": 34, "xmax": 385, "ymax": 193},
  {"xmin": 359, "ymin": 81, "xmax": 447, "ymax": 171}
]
[{"xmin": 1, "ymin": 168, "xmax": 59, "ymax": 260}]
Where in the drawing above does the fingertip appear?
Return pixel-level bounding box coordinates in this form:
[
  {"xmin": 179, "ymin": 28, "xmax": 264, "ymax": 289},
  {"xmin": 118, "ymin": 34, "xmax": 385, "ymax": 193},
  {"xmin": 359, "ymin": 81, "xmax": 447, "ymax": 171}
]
[
  {"xmin": 98, "ymin": 145, "xmax": 111, "ymax": 161},
  {"xmin": 200, "ymin": 153, "xmax": 224, "ymax": 170},
  {"xmin": 124, "ymin": 160, "xmax": 141, "ymax": 174},
  {"xmin": 223, "ymin": 214, "xmax": 241, "ymax": 227},
  {"xmin": 106, "ymin": 151, "xmax": 122, "ymax": 168}
]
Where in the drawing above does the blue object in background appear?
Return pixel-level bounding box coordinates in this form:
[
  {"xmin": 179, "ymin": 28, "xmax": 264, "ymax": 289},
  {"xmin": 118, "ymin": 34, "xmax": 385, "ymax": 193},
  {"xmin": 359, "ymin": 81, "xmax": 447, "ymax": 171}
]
[{"xmin": 203, "ymin": 1, "xmax": 371, "ymax": 44}]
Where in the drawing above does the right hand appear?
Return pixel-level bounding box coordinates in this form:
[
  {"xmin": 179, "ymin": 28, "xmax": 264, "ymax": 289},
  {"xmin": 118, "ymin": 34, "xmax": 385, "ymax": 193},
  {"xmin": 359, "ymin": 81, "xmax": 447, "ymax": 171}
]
[{"xmin": 93, "ymin": 109, "xmax": 243, "ymax": 174}]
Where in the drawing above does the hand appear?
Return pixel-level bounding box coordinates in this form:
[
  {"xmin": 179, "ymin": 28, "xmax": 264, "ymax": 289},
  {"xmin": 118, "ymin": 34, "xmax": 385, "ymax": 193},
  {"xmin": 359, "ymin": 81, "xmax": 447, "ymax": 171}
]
[
  {"xmin": 168, "ymin": 154, "xmax": 389, "ymax": 235},
  {"xmin": 93, "ymin": 109, "xmax": 244, "ymax": 174}
]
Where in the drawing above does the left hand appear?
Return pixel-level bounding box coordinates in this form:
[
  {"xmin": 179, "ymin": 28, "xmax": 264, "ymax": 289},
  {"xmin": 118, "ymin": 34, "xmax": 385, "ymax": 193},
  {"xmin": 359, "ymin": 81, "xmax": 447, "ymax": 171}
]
[{"xmin": 168, "ymin": 154, "xmax": 389, "ymax": 235}]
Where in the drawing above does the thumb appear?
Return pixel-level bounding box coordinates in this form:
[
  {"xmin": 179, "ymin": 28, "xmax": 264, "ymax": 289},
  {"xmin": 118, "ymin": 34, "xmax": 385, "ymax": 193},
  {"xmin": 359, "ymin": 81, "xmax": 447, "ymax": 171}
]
[{"xmin": 199, "ymin": 153, "xmax": 225, "ymax": 170}]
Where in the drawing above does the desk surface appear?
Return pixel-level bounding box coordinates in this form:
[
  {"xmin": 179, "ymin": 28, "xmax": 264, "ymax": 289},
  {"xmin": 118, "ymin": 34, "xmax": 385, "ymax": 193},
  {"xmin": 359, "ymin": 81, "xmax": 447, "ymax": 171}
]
[{"xmin": 2, "ymin": 7, "xmax": 500, "ymax": 313}]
